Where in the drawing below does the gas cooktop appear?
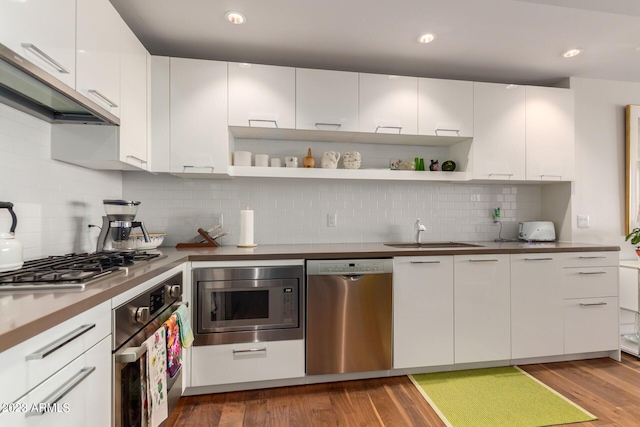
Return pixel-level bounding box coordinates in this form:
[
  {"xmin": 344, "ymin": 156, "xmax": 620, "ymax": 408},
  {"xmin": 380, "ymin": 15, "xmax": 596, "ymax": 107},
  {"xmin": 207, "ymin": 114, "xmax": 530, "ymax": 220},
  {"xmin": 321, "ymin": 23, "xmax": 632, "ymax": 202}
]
[{"xmin": 0, "ymin": 251, "xmax": 162, "ymax": 291}]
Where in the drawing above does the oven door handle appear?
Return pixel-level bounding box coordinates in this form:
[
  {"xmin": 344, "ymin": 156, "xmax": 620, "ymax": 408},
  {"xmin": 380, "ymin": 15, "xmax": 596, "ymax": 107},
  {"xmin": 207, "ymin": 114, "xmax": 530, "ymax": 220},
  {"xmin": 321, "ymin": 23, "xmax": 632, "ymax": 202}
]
[
  {"xmin": 171, "ymin": 301, "xmax": 189, "ymax": 311},
  {"xmin": 115, "ymin": 345, "xmax": 148, "ymax": 364}
]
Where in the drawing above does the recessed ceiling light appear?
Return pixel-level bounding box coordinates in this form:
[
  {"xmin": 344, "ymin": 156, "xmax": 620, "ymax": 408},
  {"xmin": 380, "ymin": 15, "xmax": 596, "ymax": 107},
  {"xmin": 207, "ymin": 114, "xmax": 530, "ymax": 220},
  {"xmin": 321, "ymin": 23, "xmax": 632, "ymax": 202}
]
[
  {"xmin": 417, "ymin": 33, "xmax": 437, "ymax": 44},
  {"xmin": 562, "ymin": 48, "xmax": 582, "ymax": 58},
  {"xmin": 225, "ymin": 11, "xmax": 246, "ymax": 25}
]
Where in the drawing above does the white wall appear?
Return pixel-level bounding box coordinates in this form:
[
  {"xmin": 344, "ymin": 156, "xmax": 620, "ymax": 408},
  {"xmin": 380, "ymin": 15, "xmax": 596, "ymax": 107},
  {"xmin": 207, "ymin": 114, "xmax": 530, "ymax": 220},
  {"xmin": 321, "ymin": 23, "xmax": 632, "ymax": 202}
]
[
  {"xmin": 122, "ymin": 172, "xmax": 542, "ymax": 246},
  {"xmin": 0, "ymin": 105, "xmax": 122, "ymax": 259},
  {"xmin": 569, "ymin": 77, "xmax": 640, "ymax": 260}
]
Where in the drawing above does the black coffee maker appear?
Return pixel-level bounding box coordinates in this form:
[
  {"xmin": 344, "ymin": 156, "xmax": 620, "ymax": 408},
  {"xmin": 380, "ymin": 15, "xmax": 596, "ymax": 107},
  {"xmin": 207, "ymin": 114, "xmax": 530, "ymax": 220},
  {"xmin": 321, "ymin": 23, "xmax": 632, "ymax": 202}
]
[{"xmin": 96, "ymin": 200, "xmax": 150, "ymax": 252}]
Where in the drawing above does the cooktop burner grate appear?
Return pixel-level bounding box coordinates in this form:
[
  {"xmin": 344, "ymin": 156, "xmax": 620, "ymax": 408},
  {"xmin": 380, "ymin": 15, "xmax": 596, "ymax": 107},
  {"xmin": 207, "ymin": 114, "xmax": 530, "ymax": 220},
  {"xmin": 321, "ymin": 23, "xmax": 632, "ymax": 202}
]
[{"xmin": 0, "ymin": 251, "xmax": 161, "ymax": 287}]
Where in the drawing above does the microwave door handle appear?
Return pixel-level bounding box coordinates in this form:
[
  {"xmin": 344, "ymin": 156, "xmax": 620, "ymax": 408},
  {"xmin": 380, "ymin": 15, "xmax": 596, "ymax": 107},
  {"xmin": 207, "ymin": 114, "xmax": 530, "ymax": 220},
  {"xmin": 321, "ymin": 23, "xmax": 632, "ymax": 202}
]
[{"xmin": 115, "ymin": 345, "xmax": 147, "ymax": 364}]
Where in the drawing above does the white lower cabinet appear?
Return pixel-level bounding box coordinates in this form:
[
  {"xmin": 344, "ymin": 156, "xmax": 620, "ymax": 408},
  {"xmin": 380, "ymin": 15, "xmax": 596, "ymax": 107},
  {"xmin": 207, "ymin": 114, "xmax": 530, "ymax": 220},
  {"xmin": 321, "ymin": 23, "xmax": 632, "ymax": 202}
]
[
  {"xmin": 393, "ymin": 256, "xmax": 454, "ymax": 368},
  {"xmin": 564, "ymin": 297, "xmax": 619, "ymax": 354},
  {"xmin": 0, "ymin": 336, "xmax": 111, "ymax": 427},
  {"xmin": 190, "ymin": 340, "xmax": 305, "ymax": 387},
  {"xmin": 454, "ymin": 254, "xmax": 511, "ymax": 364},
  {"xmin": 510, "ymin": 254, "xmax": 564, "ymax": 359}
]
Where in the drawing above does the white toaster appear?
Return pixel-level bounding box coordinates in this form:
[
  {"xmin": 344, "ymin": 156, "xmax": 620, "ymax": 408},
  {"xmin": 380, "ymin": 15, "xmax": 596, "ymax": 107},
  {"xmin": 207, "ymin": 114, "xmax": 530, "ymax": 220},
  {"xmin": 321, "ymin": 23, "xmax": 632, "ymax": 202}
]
[{"xmin": 518, "ymin": 221, "xmax": 556, "ymax": 242}]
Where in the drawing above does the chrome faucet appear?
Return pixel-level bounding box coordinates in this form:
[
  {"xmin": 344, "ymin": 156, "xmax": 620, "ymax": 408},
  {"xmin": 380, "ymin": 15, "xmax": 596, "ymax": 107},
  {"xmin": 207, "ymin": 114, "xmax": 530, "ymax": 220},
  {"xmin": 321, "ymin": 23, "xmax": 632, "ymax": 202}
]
[{"xmin": 414, "ymin": 218, "xmax": 427, "ymax": 243}]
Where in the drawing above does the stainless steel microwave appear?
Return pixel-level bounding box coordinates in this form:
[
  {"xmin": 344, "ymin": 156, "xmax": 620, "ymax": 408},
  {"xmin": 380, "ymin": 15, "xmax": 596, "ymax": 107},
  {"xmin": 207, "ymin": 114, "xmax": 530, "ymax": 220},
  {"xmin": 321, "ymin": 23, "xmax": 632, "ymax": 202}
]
[{"xmin": 193, "ymin": 265, "xmax": 304, "ymax": 345}]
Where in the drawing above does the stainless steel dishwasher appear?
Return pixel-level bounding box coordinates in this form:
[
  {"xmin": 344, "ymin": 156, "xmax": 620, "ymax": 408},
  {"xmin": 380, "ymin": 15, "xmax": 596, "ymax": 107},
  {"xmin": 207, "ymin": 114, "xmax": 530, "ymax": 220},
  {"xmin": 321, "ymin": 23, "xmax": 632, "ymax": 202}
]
[{"xmin": 306, "ymin": 259, "xmax": 393, "ymax": 375}]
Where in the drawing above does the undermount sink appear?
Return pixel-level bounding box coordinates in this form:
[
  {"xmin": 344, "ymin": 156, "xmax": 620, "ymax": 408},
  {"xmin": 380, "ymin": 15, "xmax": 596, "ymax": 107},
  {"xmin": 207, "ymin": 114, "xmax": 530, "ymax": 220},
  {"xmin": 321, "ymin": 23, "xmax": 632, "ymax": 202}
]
[{"xmin": 384, "ymin": 242, "xmax": 484, "ymax": 249}]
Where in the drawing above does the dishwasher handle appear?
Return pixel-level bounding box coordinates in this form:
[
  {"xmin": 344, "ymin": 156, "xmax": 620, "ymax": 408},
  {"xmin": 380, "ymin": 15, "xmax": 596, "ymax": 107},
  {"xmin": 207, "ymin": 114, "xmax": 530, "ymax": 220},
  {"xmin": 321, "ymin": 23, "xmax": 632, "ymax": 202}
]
[{"xmin": 339, "ymin": 274, "xmax": 364, "ymax": 281}]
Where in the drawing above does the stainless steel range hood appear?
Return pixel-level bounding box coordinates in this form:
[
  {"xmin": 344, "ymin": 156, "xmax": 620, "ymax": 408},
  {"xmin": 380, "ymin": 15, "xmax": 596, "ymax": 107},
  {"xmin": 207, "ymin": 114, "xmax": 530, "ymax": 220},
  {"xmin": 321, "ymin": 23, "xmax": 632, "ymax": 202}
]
[{"xmin": 0, "ymin": 43, "xmax": 119, "ymax": 125}]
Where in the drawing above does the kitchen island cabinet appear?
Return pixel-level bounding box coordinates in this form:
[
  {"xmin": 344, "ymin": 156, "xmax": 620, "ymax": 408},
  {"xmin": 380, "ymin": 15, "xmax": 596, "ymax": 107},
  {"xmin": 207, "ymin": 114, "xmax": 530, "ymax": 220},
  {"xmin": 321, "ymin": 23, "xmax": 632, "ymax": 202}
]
[
  {"xmin": 454, "ymin": 254, "xmax": 511, "ymax": 363},
  {"xmin": 0, "ymin": 0, "xmax": 76, "ymax": 89},
  {"xmin": 393, "ymin": 256, "xmax": 454, "ymax": 368}
]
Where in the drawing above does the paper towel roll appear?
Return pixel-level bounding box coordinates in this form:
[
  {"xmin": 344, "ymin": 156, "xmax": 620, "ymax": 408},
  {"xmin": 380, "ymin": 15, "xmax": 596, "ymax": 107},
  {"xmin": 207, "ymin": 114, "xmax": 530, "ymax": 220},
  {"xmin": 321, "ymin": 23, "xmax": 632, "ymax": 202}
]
[{"xmin": 238, "ymin": 207, "xmax": 256, "ymax": 247}]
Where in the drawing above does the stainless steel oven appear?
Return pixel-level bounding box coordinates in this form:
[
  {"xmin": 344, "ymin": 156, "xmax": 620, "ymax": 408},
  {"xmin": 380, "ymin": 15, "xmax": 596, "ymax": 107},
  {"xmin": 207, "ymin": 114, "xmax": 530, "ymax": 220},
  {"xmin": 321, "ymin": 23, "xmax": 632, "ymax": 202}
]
[
  {"xmin": 193, "ymin": 265, "xmax": 304, "ymax": 345},
  {"xmin": 113, "ymin": 271, "xmax": 184, "ymax": 427}
]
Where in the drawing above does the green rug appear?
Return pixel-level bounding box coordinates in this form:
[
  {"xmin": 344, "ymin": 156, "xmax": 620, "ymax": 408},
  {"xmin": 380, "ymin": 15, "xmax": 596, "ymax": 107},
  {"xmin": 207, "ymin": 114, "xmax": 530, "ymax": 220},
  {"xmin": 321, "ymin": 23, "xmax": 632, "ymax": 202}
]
[{"xmin": 410, "ymin": 366, "xmax": 596, "ymax": 427}]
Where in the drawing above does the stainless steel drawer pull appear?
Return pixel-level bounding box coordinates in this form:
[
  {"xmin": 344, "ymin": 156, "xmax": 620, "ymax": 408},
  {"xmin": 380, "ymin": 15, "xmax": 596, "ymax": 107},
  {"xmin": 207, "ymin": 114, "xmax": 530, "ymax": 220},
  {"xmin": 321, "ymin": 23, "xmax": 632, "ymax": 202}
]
[
  {"xmin": 232, "ymin": 348, "xmax": 267, "ymax": 354},
  {"xmin": 540, "ymin": 175, "xmax": 562, "ymax": 179},
  {"xmin": 578, "ymin": 271, "xmax": 607, "ymax": 275},
  {"xmin": 488, "ymin": 173, "xmax": 514, "ymax": 178},
  {"xmin": 27, "ymin": 366, "xmax": 95, "ymax": 417},
  {"xmin": 126, "ymin": 155, "xmax": 147, "ymax": 165},
  {"xmin": 579, "ymin": 302, "xmax": 607, "ymax": 307},
  {"xmin": 248, "ymin": 119, "xmax": 278, "ymax": 128},
  {"xmin": 26, "ymin": 324, "xmax": 96, "ymax": 360},
  {"xmin": 578, "ymin": 256, "xmax": 606, "ymax": 259},
  {"xmin": 434, "ymin": 128, "xmax": 460, "ymax": 136},
  {"xmin": 524, "ymin": 258, "xmax": 554, "ymax": 261},
  {"xmin": 315, "ymin": 122, "xmax": 342, "ymax": 129},
  {"xmin": 116, "ymin": 345, "xmax": 147, "ymax": 364},
  {"xmin": 88, "ymin": 89, "xmax": 118, "ymax": 108},
  {"xmin": 183, "ymin": 165, "xmax": 214, "ymax": 172},
  {"xmin": 469, "ymin": 259, "xmax": 499, "ymax": 263},
  {"xmin": 375, "ymin": 125, "xmax": 402, "ymax": 134},
  {"xmin": 21, "ymin": 43, "xmax": 70, "ymax": 74},
  {"xmin": 410, "ymin": 261, "xmax": 441, "ymax": 264}
]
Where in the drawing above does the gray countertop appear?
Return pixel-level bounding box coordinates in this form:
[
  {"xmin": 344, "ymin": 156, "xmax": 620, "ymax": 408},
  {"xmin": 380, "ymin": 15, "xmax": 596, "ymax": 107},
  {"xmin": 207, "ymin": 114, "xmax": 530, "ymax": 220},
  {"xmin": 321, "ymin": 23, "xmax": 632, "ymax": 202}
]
[{"xmin": 0, "ymin": 241, "xmax": 619, "ymax": 353}]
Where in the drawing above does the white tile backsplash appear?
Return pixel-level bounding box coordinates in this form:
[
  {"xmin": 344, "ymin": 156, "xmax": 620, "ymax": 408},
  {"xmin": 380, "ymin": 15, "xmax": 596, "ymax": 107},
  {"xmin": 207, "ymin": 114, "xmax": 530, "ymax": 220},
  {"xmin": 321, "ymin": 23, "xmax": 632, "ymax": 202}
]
[
  {"xmin": 0, "ymin": 105, "xmax": 122, "ymax": 259},
  {"xmin": 123, "ymin": 172, "xmax": 542, "ymax": 246}
]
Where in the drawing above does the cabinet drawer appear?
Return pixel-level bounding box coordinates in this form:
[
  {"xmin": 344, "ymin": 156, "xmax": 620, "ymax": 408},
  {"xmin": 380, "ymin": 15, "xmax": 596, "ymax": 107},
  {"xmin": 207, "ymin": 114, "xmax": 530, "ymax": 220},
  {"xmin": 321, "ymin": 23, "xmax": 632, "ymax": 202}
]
[
  {"xmin": 0, "ymin": 300, "xmax": 110, "ymax": 404},
  {"xmin": 562, "ymin": 266, "xmax": 618, "ymax": 299},
  {"xmin": 0, "ymin": 336, "xmax": 111, "ymax": 427},
  {"xmin": 560, "ymin": 251, "xmax": 618, "ymax": 268},
  {"xmin": 190, "ymin": 340, "xmax": 305, "ymax": 387},
  {"xmin": 564, "ymin": 297, "xmax": 619, "ymax": 354}
]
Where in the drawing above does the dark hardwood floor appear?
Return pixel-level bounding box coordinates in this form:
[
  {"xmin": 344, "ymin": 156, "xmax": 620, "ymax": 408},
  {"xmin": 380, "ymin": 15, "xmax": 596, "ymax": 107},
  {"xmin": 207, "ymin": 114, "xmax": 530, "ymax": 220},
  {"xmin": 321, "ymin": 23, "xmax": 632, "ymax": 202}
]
[{"xmin": 167, "ymin": 353, "xmax": 640, "ymax": 427}]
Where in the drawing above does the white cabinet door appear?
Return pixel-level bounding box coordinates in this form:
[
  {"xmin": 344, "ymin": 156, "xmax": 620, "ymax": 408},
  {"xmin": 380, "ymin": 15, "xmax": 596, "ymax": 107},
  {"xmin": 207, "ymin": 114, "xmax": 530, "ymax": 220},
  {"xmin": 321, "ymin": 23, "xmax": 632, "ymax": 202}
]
[
  {"xmin": 418, "ymin": 78, "xmax": 473, "ymax": 137},
  {"xmin": 228, "ymin": 62, "xmax": 295, "ymax": 129},
  {"xmin": 359, "ymin": 73, "xmax": 418, "ymax": 135},
  {"xmin": 393, "ymin": 256, "xmax": 454, "ymax": 369},
  {"xmin": 510, "ymin": 254, "xmax": 564, "ymax": 359},
  {"xmin": 0, "ymin": 0, "xmax": 76, "ymax": 88},
  {"xmin": 76, "ymin": 0, "xmax": 121, "ymax": 117},
  {"xmin": 170, "ymin": 58, "xmax": 229, "ymax": 174},
  {"xmin": 454, "ymin": 254, "xmax": 511, "ymax": 363},
  {"xmin": 118, "ymin": 23, "xmax": 148, "ymax": 169},
  {"xmin": 190, "ymin": 340, "xmax": 304, "ymax": 387},
  {"xmin": 471, "ymin": 82, "xmax": 525, "ymax": 180},
  {"xmin": 0, "ymin": 336, "xmax": 111, "ymax": 427},
  {"xmin": 296, "ymin": 68, "xmax": 358, "ymax": 132},
  {"xmin": 564, "ymin": 297, "xmax": 619, "ymax": 354},
  {"xmin": 525, "ymin": 86, "xmax": 575, "ymax": 181}
]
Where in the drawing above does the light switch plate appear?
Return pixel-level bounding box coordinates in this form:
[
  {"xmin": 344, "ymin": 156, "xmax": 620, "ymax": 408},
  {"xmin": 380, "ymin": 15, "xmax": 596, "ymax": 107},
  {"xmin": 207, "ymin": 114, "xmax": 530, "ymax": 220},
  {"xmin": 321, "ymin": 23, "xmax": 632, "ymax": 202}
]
[
  {"xmin": 577, "ymin": 214, "xmax": 589, "ymax": 228},
  {"xmin": 327, "ymin": 213, "xmax": 337, "ymax": 227}
]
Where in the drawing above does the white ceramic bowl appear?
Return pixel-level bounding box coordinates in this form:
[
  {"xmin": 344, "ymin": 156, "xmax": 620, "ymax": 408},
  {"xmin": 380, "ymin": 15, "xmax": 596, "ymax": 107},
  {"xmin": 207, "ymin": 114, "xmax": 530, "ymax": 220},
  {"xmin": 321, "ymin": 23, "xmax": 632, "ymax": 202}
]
[
  {"xmin": 343, "ymin": 160, "xmax": 362, "ymax": 169},
  {"xmin": 127, "ymin": 233, "xmax": 166, "ymax": 250}
]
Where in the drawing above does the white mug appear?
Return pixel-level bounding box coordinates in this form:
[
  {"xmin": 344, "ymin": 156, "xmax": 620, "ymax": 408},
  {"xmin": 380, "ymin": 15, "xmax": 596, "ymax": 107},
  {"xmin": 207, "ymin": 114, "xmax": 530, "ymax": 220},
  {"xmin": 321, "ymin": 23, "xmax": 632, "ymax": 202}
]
[
  {"xmin": 255, "ymin": 154, "xmax": 269, "ymax": 167},
  {"xmin": 233, "ymin": 151, "xmax": 252, "ymax": 166},
  {"xmin": 285, "ymin": 156, "xmax": 298, "ymax": 168},
  {"xmin": 270, "ymin": 158, "xmax": 282, "ymax": 167}
]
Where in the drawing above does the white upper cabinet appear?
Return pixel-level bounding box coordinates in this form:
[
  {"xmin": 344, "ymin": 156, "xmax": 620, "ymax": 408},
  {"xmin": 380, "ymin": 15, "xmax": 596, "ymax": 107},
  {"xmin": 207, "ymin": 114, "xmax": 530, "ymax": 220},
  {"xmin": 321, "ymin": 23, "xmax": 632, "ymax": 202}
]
[
  {"xmin": 418, "ymin": 78, "xmax": 473, "ymax": 138},
  {"xmin": 295, "ymin": 68, "xmax": 358, "ymax": 132},
  {"xmin": 525, "ymin": 86, "xmax": 575, "ymax": 181},
  {"xmin": 118, "ymin": 23, "xmax": 148, "ymax": 169},
  {"xmin": 76, "ymin": 0, "xmax": 121, "ymax": 117},
  {"xmin": 228, "ymin": 62, "xmax": 295, "ymax": 129},
  {"xmin": 359, "ymin": 73, "xmax": 418, "ymax": 135},
  {"xmin": 0, "ymin": 0, "xmax": 76, "ymax": 88},
  {"xmin": 471, "ymin": 82, "xmax": 526, "ymax": 180},
  {"xmin": 170, "ymin": 58, "xmax": 229, "ymax": 175}
]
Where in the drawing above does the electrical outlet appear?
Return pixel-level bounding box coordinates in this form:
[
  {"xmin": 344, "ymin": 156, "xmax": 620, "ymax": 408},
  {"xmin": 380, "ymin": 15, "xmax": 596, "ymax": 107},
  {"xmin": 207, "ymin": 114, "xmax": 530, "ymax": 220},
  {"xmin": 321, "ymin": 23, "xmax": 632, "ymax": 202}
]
[
  {"xmin": 577, "ymin": 214, "xmax": 589, "ymax": 228},
  {"xmin": 213, "ymin": 214, "xmax": 223, "ymax": 228},
  {"xmin": 327, "ymin": 213, "xmax": 337, "ymax": 227}
]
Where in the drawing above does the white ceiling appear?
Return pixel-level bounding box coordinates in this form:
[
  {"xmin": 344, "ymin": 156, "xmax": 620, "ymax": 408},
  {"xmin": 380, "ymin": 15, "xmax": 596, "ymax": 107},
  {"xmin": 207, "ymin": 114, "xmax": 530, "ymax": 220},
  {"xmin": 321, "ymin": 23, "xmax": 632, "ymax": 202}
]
[{"xmin": 109, "ymin": 0, "xmax": 640, "ymax": 86}]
